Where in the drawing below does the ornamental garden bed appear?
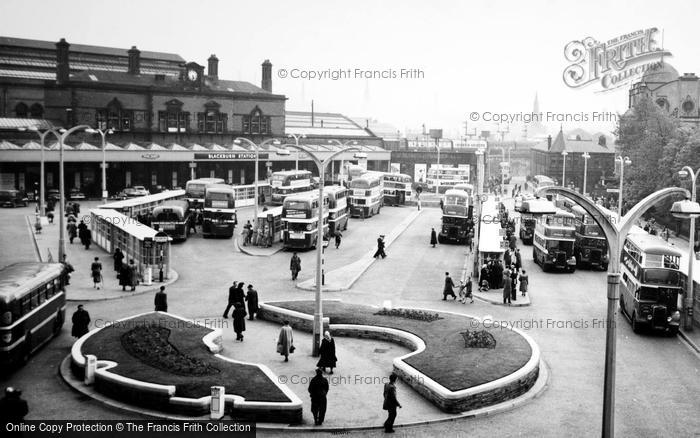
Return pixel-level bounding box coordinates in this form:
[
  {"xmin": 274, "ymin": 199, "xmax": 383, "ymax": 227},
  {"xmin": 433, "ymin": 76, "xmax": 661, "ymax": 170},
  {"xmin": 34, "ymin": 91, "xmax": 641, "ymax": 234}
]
[
  {"xmin": 264, "ymin": 301, "xmax": 534, "ymax": 393},
  {"xmin": 76, "ymin": 312, "xmax": 300, "ymax": 422}
]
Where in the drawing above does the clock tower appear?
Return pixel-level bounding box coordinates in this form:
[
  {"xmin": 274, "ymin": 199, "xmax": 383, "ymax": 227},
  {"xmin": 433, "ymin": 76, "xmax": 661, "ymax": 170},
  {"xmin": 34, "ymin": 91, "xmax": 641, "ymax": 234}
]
[{"xmin": 183, "ymin": 62, "xmax": 204, "ymax": 88}]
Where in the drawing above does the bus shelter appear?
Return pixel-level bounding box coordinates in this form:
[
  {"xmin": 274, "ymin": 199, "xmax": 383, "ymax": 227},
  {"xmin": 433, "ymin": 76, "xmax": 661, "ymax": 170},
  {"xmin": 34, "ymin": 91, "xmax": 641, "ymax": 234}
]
[
  {"xmin": 252, "ymin": 206, "xmax": 283, "ymax": 247},
  {"xmin": 99, "ymin": 190, "xmax": 186, "ymax": 219},
  {"xmin": 233, "ymin": 182, "xmax": 271, "ymax": 207},
  {"xmin": 89, "ymin": 209, "xmax": 173, "ymax": 281}
]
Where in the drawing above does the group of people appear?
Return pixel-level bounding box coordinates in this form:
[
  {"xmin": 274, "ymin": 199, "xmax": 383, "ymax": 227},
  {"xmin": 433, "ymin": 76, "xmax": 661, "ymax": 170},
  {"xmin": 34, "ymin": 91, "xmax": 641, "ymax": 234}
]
[
  {"xmin": 442, "ymin": 272, "xmax": 473, "ymax": 304},
  {"xmin": 67, "ymin": 218, "xmax": 92, "ymax": 249},
  {"xmin": 114, "ymin": 248, "xmax": 139, "ymax": 292},
  {"xmin": 222, "ymin": 281, "xmax": 260, "ymax": 341}
]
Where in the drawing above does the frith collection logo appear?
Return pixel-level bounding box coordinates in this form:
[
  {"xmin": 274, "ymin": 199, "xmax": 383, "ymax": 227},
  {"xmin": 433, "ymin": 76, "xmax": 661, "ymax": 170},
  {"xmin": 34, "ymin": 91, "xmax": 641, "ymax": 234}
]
[{"xmin": 563, "ymin": 28, "xmax": 672, "ymax": 91}]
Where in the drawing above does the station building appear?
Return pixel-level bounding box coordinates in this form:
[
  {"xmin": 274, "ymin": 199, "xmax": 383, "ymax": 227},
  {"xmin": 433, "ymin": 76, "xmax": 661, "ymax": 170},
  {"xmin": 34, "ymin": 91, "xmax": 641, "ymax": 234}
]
[{"xmin": 0, "ymin": 37, "xmax": 390, "ymax": 195}]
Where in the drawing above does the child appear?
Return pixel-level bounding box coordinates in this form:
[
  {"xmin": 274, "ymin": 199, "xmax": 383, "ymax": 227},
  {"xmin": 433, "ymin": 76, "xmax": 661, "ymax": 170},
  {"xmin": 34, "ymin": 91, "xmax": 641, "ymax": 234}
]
[{"xmin": 459, "ymin": 277, "xmax": 474, "ymax": 304}]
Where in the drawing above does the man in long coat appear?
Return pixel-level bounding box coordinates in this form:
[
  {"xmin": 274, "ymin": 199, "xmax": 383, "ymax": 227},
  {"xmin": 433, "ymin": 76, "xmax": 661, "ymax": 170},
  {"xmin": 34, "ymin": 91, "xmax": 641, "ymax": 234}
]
[
  {"xmin": 223, "ymin": 281, "xmax": 238, "ymax": 319},
  {"xmin": 232, "ymin": 303, "xmax": 247, "ymax": 341},
  {"xmin": 154, "ymin": 286, "xmax": 168, "ymax": 312},
  {"xmin": 308, "ymin": 368, "xmax": 329, "ymax": 426},
  {"xmin": 290, "ymin": 253, "xmax": 301, "ymax": 280},
  {"xmin": 277, "ymin": 321, "xmax": 294, "ymax": 362},
  {"xmin": 71, "ymin": 305, "xmax": 90, "ymax": 338},
  {"xmin": 382, "ymin": 373, "xmax": 402, "ymax": 433},
  {"xmin": 245, "ymin": 285, "xmax": 259, "ymax": 320}
]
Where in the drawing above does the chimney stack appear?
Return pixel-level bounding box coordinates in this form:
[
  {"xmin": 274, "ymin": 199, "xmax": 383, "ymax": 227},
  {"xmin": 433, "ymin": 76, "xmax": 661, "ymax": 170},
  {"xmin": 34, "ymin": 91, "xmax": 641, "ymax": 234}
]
[
  {"xmin": 56, "ymin": 38, "xmax": 70, "ymax": 85},
  {"xmin": 128, "ymin": 46, "xmax": 141, "ymax": 75},
  {"xmin": 598, "ymin": 135, "xmax": 607, "ymax": 147},
  {"xmin": 261, "ymin": 59, "xmax": 272, "ymax": 92},
  {"xmin": 208, "ymin": 54, "xmax": 219, "ymax": 79},
  {"xmin": 547, "ymin": 135, "xmax": 552, "ymax": 150}
]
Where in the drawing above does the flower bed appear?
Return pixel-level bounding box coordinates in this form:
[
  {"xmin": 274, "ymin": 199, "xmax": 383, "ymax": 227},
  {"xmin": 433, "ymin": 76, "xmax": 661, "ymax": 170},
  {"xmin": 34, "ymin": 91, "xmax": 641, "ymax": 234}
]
[{"xmin": 374, "ymin": 308, "xmax": 442, "ymax": 322}]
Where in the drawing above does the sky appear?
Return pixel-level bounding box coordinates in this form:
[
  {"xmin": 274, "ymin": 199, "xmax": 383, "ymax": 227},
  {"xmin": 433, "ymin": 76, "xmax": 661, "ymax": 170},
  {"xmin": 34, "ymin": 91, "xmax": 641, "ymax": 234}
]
[{"xmin": 1, "ymin": 0, "xmax": 697, "ymax": 139}]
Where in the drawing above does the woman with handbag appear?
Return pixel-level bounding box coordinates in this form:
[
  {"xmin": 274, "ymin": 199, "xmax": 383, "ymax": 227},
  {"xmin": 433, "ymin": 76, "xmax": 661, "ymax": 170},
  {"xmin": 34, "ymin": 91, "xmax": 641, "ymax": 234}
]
[{"xmin": 276, "ymin": 321, "xmax": 294, "ymax": 362}]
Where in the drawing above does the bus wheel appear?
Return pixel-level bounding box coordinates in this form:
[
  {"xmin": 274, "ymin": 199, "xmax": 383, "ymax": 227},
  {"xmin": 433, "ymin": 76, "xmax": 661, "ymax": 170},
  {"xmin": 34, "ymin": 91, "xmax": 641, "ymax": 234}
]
[
  {"xmin": 631, "ymin": 313, "xmax": 642, "ymax": 334},
  {"xmin": 568, "ymin": 266, "xmax": 576, "ymax": 273}
]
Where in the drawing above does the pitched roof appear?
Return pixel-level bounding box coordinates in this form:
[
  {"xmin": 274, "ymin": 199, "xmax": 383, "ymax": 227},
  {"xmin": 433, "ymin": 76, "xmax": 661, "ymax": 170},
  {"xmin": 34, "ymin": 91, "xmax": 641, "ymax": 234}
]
[
  {"xmin": 531, "ymin": 129, "xmax": 615, "ymax": 154},
  {"xmin": 0, "ymin": 140, "xmax": 20, "ymax": 149},
  {"xmin": 285, "ymin": 111, "xmax": 373, "ymax": 137}
]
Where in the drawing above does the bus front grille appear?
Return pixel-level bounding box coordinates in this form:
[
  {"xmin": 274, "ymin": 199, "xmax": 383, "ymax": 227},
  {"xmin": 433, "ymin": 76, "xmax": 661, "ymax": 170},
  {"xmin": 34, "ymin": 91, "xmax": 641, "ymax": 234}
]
[
  {"xmin": 652, "ymin": 306, "xmax": 667, "ymax": 327},
  {"xmin": 556, "ymin": 253, "xmax": 566, "ymax": 265},
  {"xmin": 590, "ymin": 250, "xmax": 601, "ymax": 264}
]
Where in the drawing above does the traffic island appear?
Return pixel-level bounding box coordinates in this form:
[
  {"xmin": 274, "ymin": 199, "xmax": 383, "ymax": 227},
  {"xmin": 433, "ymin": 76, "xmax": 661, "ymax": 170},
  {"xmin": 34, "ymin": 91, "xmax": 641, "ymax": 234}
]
[
  {"xmin": 69, "ymin": 312, "xmax": 302, "ymax": 423},
  {"xmin": 258, "ymin": 300, "xmax": 541, "ymax": 413}
]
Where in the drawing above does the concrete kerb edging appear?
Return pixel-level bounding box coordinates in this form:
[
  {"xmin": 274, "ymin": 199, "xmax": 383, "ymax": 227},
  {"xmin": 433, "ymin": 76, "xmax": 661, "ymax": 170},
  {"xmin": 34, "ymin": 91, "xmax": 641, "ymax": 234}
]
[
  {"xmin": 679, "ymin": 329, "xmax": 700, "ymax": 354},
  {"xmin": 26, "ymin": 215, "xmax": 43, "ymax": 262},
  {"xmin": 260, "ymin": 301, "xmax": 542, "ymax": 413},
  {"xmin": 234, "ymin": 233, "xmax": 285, "ymax": 257},
  {"xmin": 66, "ymin": 311, "xmax": 303, "ymax": 420},
  {"xmin": 472, "ymin": 290, "xmax": 531, "ymax": 307},
  {"xmin": 295, "ymin": 209, "xmax": 423, "ymax": 292},
  {"xmin": 66, "ymin": 269, "xmax": 179, "ymax": 302}
]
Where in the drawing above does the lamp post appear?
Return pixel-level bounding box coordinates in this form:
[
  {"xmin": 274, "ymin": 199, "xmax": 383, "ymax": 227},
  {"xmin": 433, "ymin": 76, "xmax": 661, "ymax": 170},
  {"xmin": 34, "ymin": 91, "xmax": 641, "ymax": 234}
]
[
  {"xmin": 474, "ymin": 148, "xmax": 485, "ymax": 274},
  {"xmin": 582, "ymin": 152, "xmax": 591, "ymax": 196},
  {"xmin": 86, "ymin": 128, "xmax": 113, "ymax": 203},
  {"xmin": 615, "ymin": 156, "xmax": 631, "ymax": 218},
  {"xmin": 56, "ymin": 124, "xmax": 92, "ymax": 262},
  {"xmin": 234, "ymin": 137, "xmax": 281, "ymax": 223},
  {"xmin": 536, "ymin": 185, "xmax": 689, "ymax": 438},
  {"xmin": 561, "ymin": 151, "xmax": 568, "ymax": 187},
  {"xmin": 435, "ymin": 140, "xmax": 441, "ymax": 194},
  {"xmin": 18, "ymin": 127, "xmax": 59, "ymax": 217},
  {"xmin": 287, "ymin": 133, "xmax": 306, "ymax": 171},
  {"xmin": 673, "ymin": 167, "xmax": 700, "ymax": 331},
  {"xmin": 278, "ymin": 144, "xmax": 360, "ymax": 356}
]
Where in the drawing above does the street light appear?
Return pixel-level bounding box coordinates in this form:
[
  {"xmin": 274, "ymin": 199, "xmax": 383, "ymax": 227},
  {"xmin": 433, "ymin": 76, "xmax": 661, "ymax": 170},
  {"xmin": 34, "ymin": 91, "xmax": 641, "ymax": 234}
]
[
  {"xmin": 582, "ymin": 152, "xmax": 591, "ymax": 196},
  {"xmin": 86, "ymin": 128, "xmax": 113, "ymax": 203},
  {"xmin": 18, "ymin": 126, "xmax": 59, "ymax": 217},
  {"xmin": 277, "ymin": 144, "xmax": 360, "ymax": 356},
  {"xmin": 561, "ymin": 151, "xmax": 568, "ymax": 187},
  {"xmin": 536, "ymin": 185, "xmax": 689, "ymax": 438},
  {"xmin": 435, "ymin": 141, "xmax": 441, "ymax": 194},
  {"xmin": 287, "ymin": 133, "xmax": 306, "ymax": 171},
  {"xmin": 473, "ymin": 148, "xmax": 486, "ymax": 274},
  {"xmin": 672, "ymin": 167, "xmax": 700, "ymax": 331},
  {"xmin": 234, "ymin": 137, "xmax": 281, "ymax": 224},
  {"xmin": 615, "ymin": 156, "xmax": 631, "ymax": 218},
  {"xmin": 56, "ymin": 124, "xmax": 92, "ymax": 262}
]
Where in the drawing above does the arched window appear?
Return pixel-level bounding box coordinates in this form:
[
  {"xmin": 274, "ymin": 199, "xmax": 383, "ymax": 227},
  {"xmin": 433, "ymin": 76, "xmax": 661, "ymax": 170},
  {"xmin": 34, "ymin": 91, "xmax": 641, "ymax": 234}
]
[
  {"xmin": 242, "ymin": 107, "xmax": 270, "ymax": 134},
  {"xmin": 29, "ymin": 103, "xmax": 44, "ymax": 118},
  {"xmin": 197, "ymin": 101, "xmax": 227, "ymax": 133},
  {"xmin": 15, "ymin": 102, "xmax": 28, "ymax": 118},
  {"xmin": 96, "ymin": 98, "xmax": 133, "ymax": 131}
]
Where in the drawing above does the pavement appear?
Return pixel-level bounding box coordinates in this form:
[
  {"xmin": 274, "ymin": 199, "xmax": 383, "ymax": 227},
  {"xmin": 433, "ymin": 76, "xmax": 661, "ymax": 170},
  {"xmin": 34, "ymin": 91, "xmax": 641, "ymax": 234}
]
[
  {"xmin": 295, "ymin": 209, "xmax": 423, "ymax": 291},
  {"xmin": 29, "ymin": 213, "xmax": 179, "ymax": 302}
]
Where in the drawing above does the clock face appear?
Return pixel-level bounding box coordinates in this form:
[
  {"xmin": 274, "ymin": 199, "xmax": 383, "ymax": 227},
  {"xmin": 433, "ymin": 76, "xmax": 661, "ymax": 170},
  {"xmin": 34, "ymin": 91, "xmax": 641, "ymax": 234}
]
[{"xmin": 187, "ymin": 69, "xmax": 198, "ymax": 81}]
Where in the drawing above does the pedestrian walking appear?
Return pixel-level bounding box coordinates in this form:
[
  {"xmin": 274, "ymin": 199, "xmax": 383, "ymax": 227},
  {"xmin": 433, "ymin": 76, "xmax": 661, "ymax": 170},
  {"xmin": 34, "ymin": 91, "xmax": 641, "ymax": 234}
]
[
  {"xmin": 67, "ymin": 221, "xmax": 77, "ymax": 244},
  {"xmin": 466, "ymin": 229, "xmax": 474, "ymax": 252},
  {"xmin": 78, "ymin": 220, "xmax": 87, "ymax": 246},
  {"xmin": 373, "ymin": 235, "xmax": 387, "ymax": 259},
  {"xmin": 277, "ymin": 320, "xmax": 295, "ymax": 362},
  {"xmin": 245, "ymin": 285, "xmax": 259, "ymax": 320},
  {"xmin": 222, "ymin": 281, "xmax": 238, "ymax": 319},
  {"xmin": 71, "ymin": 304, "xmax": 90, "ymax": 338},
  {"xmin": 290, "ymin": 252, "xmax": 301, "ymax": 280},
  {"xmin": 0, "ymin": 387, "xmax": 28, "ymax": 423},
  {"xmin": 47, "ymin": 210, "xmax": 54, "ymax": 224},
  {"xmin": 334, "ymin": 230, "xmax": 342, "ymax": 249},
  {"xmin": 519, "ymin": 270, "xmax": 529, "ymax": 297},
  {"xmin": 510, "ymin": 265, "xmax": 518, "ymax": 300},
  {"xmin": 90, "ymin": 257, "xmax": 102, "ymax": 289},
  {"xmin": 113, "ymin": 248, "xmax": 124, "ymax": 273},
  {"xmin": 83, "ymin": 227, "xmax": 92, "ymax": 250},
  {"xmin": 458, "ymin": 276, "xmax": 474, "ymax": 304},
  {"xmin": 442, "ymin": 272, "xmax": 457, "ymax": 300},
  {"xmin": 119, "ymin": 261, "xmax": 131, "ymax": 291},
  {"xmin": 515, "ymin": 248, "xmax": 522, "ymax": 271},
  {"xmin": 503, "ymin": 267, "xmax": 512, "ymax": 305},
  {"xmin": 187, "ymin": 212, "xmax": 197, "ymax": 235},
  {"xmin": 232, "ymin": 302, "xmax": 247, "ymax": 341},
  {"xmin": 154, "ymin": 286, "xmax": 168, "ymax": 312},
  {"xmin": 382, "ymin": 373, "xmax": 402, "ymax": 433},
  {"xmin": 308, "ymin": 368, "xmax": 329, "ymax": 426},
  {"xmin": 127, "ymin": 259, "xmax": 138, "ymax": 291},
  {"xmin": 430, "ymin": 228, "xmax": 438, "ymax": 247},
  {"xmin": 317, "ymin": 331, "xmax": 337, "ymax": 374},
  {"xmin": 61, "ymin": 254, "xmax": 74, "ymax": 285}
]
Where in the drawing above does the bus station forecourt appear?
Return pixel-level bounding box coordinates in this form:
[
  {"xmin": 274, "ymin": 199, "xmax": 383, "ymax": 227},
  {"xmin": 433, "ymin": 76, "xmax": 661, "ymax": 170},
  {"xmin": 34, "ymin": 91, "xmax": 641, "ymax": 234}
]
[{"xmin": 2, "ymin": 176, "xmax": 700, "ymax": 437}]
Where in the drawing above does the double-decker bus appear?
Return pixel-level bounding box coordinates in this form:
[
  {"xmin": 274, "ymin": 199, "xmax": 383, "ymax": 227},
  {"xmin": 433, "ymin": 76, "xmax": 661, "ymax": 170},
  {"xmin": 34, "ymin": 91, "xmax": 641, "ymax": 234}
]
[
  {"xmin": 270, "ymin": 170, "xmax": 313, "ymax": 205},
  {"xmin": 518, "ymin": 198, "xmax": 556, "ymax": 244},
  {"xmin": 348, "ymin": 172, "xmax": 384, "ymax": 218},
  {"xmin": 185, "ymin": 178, "xmax": 225, "ymax": 209},
  {"xmin": 533, "ymin": 209, "xmax": 577, "ymax": 272},
  {"xmin": 202, "ymin": 184, "xmax": 237, "ymax": 238},
  {"xmin": 568, "ymin": 204, "xmax": 610, "ymax": 270},
  {"xmin": 619, "ymin": 228, "xmax": 682, "ymax": 334},
  {"xmin": 382, "ymin": 173, "xmax": 413, "ymax": 206},
  {"xmin": 282, "ymin": 191, "xmax": 329, "ymax": 250},
  {"xmin": 427, "ymin": 166, "xmax": 470, "ymax": 193},
  {"xmin": 453, "ymin": 183, "xmax": 474, "ymax": 197},
  {"xmin": 151, "ymin": 200, "xmax": 191, "ymax": 241},
  {"xmin": 1, "ymin": 262, "xmax": 67, "ymax": 368},
  {"xmin": 439, "ymin": 189, "xmax": 473, "ymax": 244},
  {"xmin": 325, "ymin": 185, "xmax": 349, "ymax": 235}
]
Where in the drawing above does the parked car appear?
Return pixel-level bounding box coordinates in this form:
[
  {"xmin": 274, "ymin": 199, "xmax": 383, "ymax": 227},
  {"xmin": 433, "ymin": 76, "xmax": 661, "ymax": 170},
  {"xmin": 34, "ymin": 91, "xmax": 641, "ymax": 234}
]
[
  {"xmin": 0, "ymin": 189, "xmax": 28, "ymax": 207},
  {"xmin": 150, "ymin": 185, "xmax": 168, "ymax": 194},
  {"xmin": 69, "ymin": 189, "xmax": 86, "ymax": 200},
  {"xmin": 122, "ymin": 186, "xmax": 150, "ymax": 198},
  {"xmin": 47, "ymin": 189, "xmax": 61, "ymax": 201}
]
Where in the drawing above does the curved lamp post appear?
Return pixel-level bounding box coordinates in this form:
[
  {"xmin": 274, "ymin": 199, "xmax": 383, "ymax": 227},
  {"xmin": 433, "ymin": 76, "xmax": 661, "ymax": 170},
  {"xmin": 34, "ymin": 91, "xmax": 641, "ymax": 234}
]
[
  {"xmin": 536, "ymin": 185, "xmax": 689, "ymax": 438},
  {"xmin": 234, "ymin": 137, "xmax": 281, "ymax": 223},
  {"xmin": 86, "ymin": 128, "xmax": 113, "ymax": 204},
  {"xmin": 287, "ymin": 133, "xmax": 306, "ymax": 171},
  {"xmin": 277, "ymin": 144, "xmax": 360, "ymax": 356},
  {"xmin": 18, "ymin": 127, "xmax": 60, "ymax": 217},
  {"xmin": 672, "ymin": 167, "xmax": 700, "ymax": 330},
  {"xmin": 615, "ymin": 156, "xmax": 631, "ymax": 218}
]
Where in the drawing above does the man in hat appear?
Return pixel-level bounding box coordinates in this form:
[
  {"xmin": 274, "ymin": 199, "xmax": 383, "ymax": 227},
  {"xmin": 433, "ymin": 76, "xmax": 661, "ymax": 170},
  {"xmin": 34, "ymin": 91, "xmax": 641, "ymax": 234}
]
[
  {"xmin": 245, "ymin": 285, "xmax": 259, "ymax": 320},
  {"xmin": 154, "ymin": 286, "xmax": 168, "ymax": 312},
  {"xmin": 0, "ymin": 387, "xmax": 28, "ymax": 422},
  {"xmin": 308, "ymin": 368, "xmax": 329, "ymax": 426},
  {"xmin": 373, "ymin": 235, "xmax": 387, "ymax": 259}
]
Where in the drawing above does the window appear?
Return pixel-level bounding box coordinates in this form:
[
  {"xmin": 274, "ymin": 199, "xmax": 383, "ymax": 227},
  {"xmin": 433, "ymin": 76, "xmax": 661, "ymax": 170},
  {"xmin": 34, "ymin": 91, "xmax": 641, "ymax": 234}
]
[
  {"xmin": 242, "ymin": 107, "xmax": 271, "ymax": 135},
  {"xmin": 96, "ymin": 99, "xmax": 133, "ymax": 131},
  {"xmin": 159, "ymin": 99, "xmax": 189, "ymax": 133},
  {"xmin": 15, "ymin": 102, "xmax": 28, "ymax": 118},
  {"xmin": 30, "ymin": 103, "xmax": 44, "ymax": 118},
  {"xmin": 197, "ymin": 111, "xmax": 227, "ymax": 133}
]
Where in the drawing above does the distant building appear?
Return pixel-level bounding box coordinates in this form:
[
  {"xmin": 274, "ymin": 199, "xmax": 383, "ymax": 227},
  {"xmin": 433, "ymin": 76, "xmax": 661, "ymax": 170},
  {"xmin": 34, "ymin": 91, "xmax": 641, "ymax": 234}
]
[
  {"xmin": 628, "ymin": 62, "xmax": 700, "ymax": 126},
  {"xmin": 530, "ymin": 128, "xmax": 615, "ymax": 196}
]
